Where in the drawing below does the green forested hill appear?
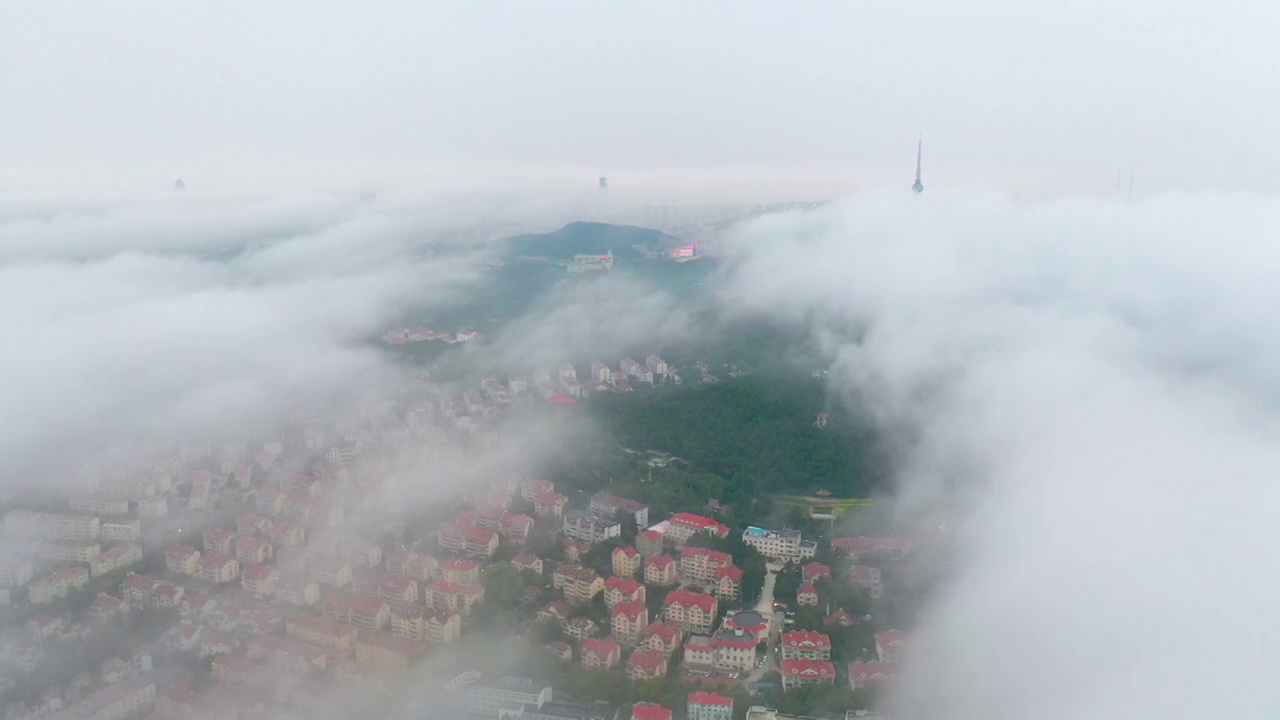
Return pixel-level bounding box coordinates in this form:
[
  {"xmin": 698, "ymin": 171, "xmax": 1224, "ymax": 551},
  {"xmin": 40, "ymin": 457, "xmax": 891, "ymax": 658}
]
[{"xmin": 588, "ymin": 374, "xmax": 889, "ymax": 499}]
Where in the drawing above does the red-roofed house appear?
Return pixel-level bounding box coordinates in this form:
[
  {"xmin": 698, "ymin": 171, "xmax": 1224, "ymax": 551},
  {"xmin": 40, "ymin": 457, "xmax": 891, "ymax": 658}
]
[
  {"xmin": 850, "ymin": 564, "xmax": 884, "ymax": 599},
  {"xmin": 563, "ymin": 539, "xmax": 591, "ymax": 563},
  {"xmin": 875, "ymin": 630, "xmax": 907, "ymax": 664},
  {"xmin": 424, "ymin": 581, "xmax": 484, "ymax": 616},
  {"xmin": 679, "ymin": 546, "xmax": 733, "ymax": 584},
  {"xmin": 636, "ymin": 529, "xmax": 664, "ymax": 557},
  {"xmin": 552, "ymin": 564, "xmax": 603, "ymax": 605},
  {"xmin": 631, "ymin": 703, "xmax": 673, "ymax": 720},
  {"xmin": 580, "ymin": 637, "xmax": 621, "ymax": 670},
  {"xmin": 321, "ymin": 591, "xmax": 389, "ymax": 631},
  {"xmin": 797, "ymin": 583, "xmax": 819, "ymax": 607},
  {"xmin": 532, "ymin": 492, "xmax": 568, "ymax": 518},
  {"xmin": 241, "ymin": 562, "xmax": 278, "ymax": 598},
  {"xmin": 269, "ymin": 520, "xmax": 306, "ymax": 548},
  {"xmin": 238, "ymin": 512, "xmax": 272, "ymax": 537},
  {"xmin": 235, "ymin": 534, "xmax": 272, "ymax": 564},
  {"xmin": 512, "ymin": 554, "xmax": 543, "ymax": 576},
  {"xmin": 665, "ymin": 513, "xmax": 729, "ymax": 546},
  {"xmin": 286, "ymin": 613, "xmax": 356, "ymax": 653},
  {"xmin": 385, "ymin": 548, "xmax": 437, "ymax": 581},
  {"xmin": 642, "ymin": 621, "xmax": 683, "ymax": 656},
  {"xmin": 439, "ymin": 559, "xmax": 480, "ymax": 584},
  {"xmin": 780, "ymin": 659, "xmax": 836, "ymax": 690},
  {"xmin": 627, "ymin": 649, "xmax": 668, "ymax": 681},
  {"xmin": 781, "ymin": 631, "xmax": 832, "ymax": 660},
  {"xmin": 801, "ymin": 563, "xmax": 831, "ymax": 584},
  {"xmin": 830, "ymin": 536, "xmax": 909, "ymax": 559},
  {"xmin": 713, "ymin": 564, "xmax": 742, "ymax": 601},
  {"xmin": 355, "ymin": 631, "xmax": 426, "ymax": 671},
  {"xmin": 847, "ymin": 661, "xmax": 896, "ymax": 690},
  {"xmin": 198, "ymin": 552, "xmax": 239, "ymax": 584},
  {"xmin": 424, "ymin": 608, "xmax": 462, "ymax": 645},
  {"xmin": 388, "ymin": 602, "xmax": 427, "ymax": 642},
  {"xmin": 823, "ymin": 608, "xmax": 855, "ymax": 627},
  {"xmin": 355, "ymin": 572, "xmax": 419, "ymax": 604},
  {"xmin": 202, "ymin": 529, "xmax": 236, "ymax": 556},
  {"xmin": 165, "ymin": 545, "xmax": 201, "ymax": 576},
  {"xmin": 610, "ymin": 601, "xmax": 649, "ymax": 646},
  {"xmin": 498, "ymin": 513, "xmax": 534, "ymax": 545},
  {"xmin": 275, "ymin": 574, "xmax": 320, "ymax": 606},
  {"xmin": 437, "ymin": 524, "xmax": 499, "ymax": 559},
  {"xmin": 664, "ymin": 590, "xmax": 718, "ymax": 634},
  {"xmin": 520, "ymin": 478, "xmax": 555, "ymax": 502},
  {"xmin": 309, "ymin": 555, "xmax": 353, "ymax": 587},
  {"xmin": 611, "ymin": 546, "xmax": 642, "ymax": 577},
  {"xmin": 248, "ymin": 634, "xmax": 330, "ymax": 676},
  {"xmin": 603, "ymin": 577, "xmax": 646, "ymax": 609},
  {"xmin": 687, "ymin": 691, "xmax": 733, "ymax": 720},
  {"xmin": 644, "ymin": 555, "xmax": 678, "ymax": 586}
]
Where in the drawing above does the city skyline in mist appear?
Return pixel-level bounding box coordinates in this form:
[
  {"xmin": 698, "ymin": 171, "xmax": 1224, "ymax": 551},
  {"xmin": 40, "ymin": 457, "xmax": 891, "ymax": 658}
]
[{"xmin": 5, "ymin": 0, "xmax": 1279, "ymax": 200}]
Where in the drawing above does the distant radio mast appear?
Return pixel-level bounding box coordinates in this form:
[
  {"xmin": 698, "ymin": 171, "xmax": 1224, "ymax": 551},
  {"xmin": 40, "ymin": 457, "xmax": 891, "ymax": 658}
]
[
  {"xmin": 911, "ymin": 136, "xmax": 924, "ymax": 193},
  {"xmin": 599, "ymin": 176, "xmax": 608, "ymax": 191}
]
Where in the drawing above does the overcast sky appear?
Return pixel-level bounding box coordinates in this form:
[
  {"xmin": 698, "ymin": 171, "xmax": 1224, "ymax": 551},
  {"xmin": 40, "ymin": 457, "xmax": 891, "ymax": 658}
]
[{"xmin": 5, "ymin": 0, "xmax": 1279, "ymax": 200}]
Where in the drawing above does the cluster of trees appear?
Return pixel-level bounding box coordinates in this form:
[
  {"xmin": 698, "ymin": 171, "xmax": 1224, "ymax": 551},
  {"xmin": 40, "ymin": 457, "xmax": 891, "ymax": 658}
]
[{"xmin": 589, "ymin": 373, "xmax": 889, "ymax": 499}]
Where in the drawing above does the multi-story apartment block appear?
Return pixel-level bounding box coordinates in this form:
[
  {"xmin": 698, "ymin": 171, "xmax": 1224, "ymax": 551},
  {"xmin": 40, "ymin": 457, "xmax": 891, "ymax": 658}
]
[
  {"xmin": 580, "ymin": 637, "xmax": 621, "ymax": 670},
  {"xmin": 235, "ymin": 534, "xmax": 273, "ymax": 564},
  {"xmin": 165, "ymin": 544, "xmax": 201, "ymax": 576},
  {"xmin": 285, "ymin": 613, "xmax": 356, "ymax": 653},
  {"xmin": 0, "ymin": 559, "xmax": 33, "ymax": 588},
  {"xmin": 355, "ymin": 572, "xmax": 419, "ymax": 604},
  {"xmin": 632, "ymin": 702, "xmax": 673, "ymax": 720},
  {"xmin": 645, "ymin": 355, "xmax": 668, "ymax": 376},
  {"xmin": 439, "ymin": 559, "xmax": 480, "ymax": 584},
  {"xmin": 741, "ymin": 527, "xmax": 802, "ymax": 559},
  {"xmin": 196, "ymin": 552, "xmax": 238, "ymax": 584},
  {"xmin": 532, "ymin": 492, "xmax": 569, "ymax": 518},
  {"xmin": 644, "ymin": 555, "xmax": 678, "ymax": 586},
  {"xmin": 425, "ymin": 608, "xmax": 462, "ymax": 645},
  {"xmin": 722, "ymin": 611, "xmax": 770, "ymax": 642},
  {"xmin": 636, "ymin": 529, "xmax": 665, "ymax": 558},
  {"xmin": 202, "ymin": 528, "xmax": 237, "ymax": 556},
  {"xmin": 386, "ymin": 548, "xmax": 438, "ymax": 582},
  {"xmin": 710, "ymin": 627, "xmax": 757, "ymax": 671},
  {"xmin": 89, "ymin": 542, "xmax": 143, "ymax": 577},
  {"xmin": 679, "ymin": 546, "xmax": 733, "ymax": 584},
  {"xmin": 247, "ymin": 634, "xmax": 329, "ymax": 676},
  {"xmin": 850, "ymin": 564, "xmax": 884, "ymax": 599},
  {"xmin": 562, "ymin": 512, "xmax": 621, "ymax": 544},
  {"xmin": 589, "ymin": 492, "xmax": 650, "ymax": 529},
  {"xmin": 875, "ymin": 630, "xmax": 907, "ymax": 665},
  {"xmin": 309, "ymin": 555, "xmax": 353, "ymax": 587},
  {"xmin": 687, "ymin": 692, "xmax": 733, "ymax": 720},
  {"xmin": 642, "ymin": 621, "xmax": 683, "ymax": 657},
  {"xmin": 603, "ymin": 576, "xmax": 646, "ymax": 609},
  {"xmin": 610, "ymin": 601, "xmax": 649, "ymax": 646},
  {"xmin": 611, "ymin": 546, "xmax": 642, "ymax": 577},
  {"xmin": 355, "ymin": 631, "xmax": 424, "ymax": 671},
  {"xmin": 36, "ymin": 539, "xmax": 101, "ymax": 563},
  {"xmin": 552, "ymin": 564, "xmax": 603, "ymax": 605},
  {"xmin": 713, "ymin": 565, "xmax": 743, "ymax": 601},
  {"xmin": 101, "ymin": 517, "xmax": 142, "ymax": 542},
  {"xmin": 269, "ymin": 520, "xmax": 306, "ymax": 548},
  {"xmin": 241, "ymin": 562, "xmax": 278, "ymax": 598},
  {"xmin": 664, "ymin": 513, "xmax": 729, "ymax": 546},
  {"xmin": 464, "ymin": 676, "xmax": 552, "ymax": 718},
  {"xmin": 5, "ymin": 510, "xmax": 100, "ymax": 540},
  {"xmin": 336, "ymin": 536, "xmax": 383, "ymax": 568},
  {"xmin": 520, "ymin": 478, "xmax": 555, "ymax": 502},
  {"xmin": 238, "ymin": 512, "xmax": 272, "ymax": 536},
  {"xmin": 627, "ymin": 650, "xmax": 668, "ymax": 682},
  {"xmin": 437, "ymin": 523, "xmax": 499, "ymax": 559},
  {"xmin": 69, "ymin": 493, "xmax": 129, "ymax": 516},
  {"xmin": 321, "ymin": 590, "xmax": 390, "ymax": 632},
  {"xmin": 274, "ymin": 574, "xmax": 321, "ymax": 606},
  {"xmin": 847, "ymin": 661, "xmax": 896, "ymax": 690},
  {"xmin": 425, "ymin": 581, "xmax": 484, "ymax": 616},
  {"xmin": 512, "ymin": 554, "xmax": 543, "ymax": 577},
  {"xmin": 137, "ymin": 495, "xmax": 168, "ymax": 518},
  {"xmin": 663, "ymin": 590, "xmax": 718, "ymax": 635},
  {"xmin": 29, "ymin": 567, "xmax": 89, "ymax": 604}
]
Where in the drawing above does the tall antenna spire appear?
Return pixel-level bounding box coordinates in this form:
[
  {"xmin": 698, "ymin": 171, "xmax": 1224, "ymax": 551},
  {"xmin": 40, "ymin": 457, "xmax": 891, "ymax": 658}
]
[{"xmin": 912, "ymin": 136, "xmax": 924, "ymax": 193}]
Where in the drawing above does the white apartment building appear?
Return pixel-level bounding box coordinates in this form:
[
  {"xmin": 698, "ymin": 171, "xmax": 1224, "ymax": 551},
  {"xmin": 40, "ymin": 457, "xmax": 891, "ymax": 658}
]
[{"xmin": 5, "ymin": 511, "xmax": 100, "ymax": 540}]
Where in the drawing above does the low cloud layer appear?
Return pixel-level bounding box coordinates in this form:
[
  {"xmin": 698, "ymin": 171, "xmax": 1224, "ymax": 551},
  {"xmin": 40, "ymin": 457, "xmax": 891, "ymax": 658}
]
[{"xmin": 720, "ymin": 189, "xmax": 1280, "ymax": 718}]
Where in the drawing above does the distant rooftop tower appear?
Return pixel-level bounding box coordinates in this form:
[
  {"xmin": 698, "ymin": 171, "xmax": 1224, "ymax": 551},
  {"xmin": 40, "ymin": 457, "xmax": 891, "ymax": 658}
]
[
  {"xmin": 599, "ymin": 176, "xmax": 608, "ymax": 190},
  {"xmin": 173, "ymin": 178, "xmax": 185, "ymax": 191},
  {"xmin": 911, "ymin": 137, "xmax": 924, "ymax": 194}
]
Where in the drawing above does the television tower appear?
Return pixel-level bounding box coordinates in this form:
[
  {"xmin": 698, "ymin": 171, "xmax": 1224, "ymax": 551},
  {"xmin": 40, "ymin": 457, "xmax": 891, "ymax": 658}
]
[{"xmin": 911, "ymin": 136, "xmax": 924, "ymax": 193}]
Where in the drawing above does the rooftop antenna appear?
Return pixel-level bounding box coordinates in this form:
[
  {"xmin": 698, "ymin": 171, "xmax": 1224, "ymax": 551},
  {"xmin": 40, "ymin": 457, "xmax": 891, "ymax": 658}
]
[{"xmin": 911, "ymin": 136, "xmax": 924, "ymax": 193}]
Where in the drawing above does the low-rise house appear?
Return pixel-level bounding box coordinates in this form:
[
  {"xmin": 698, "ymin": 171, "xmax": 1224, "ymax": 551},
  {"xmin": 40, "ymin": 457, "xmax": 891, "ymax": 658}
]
[
  {"xmin": 847, "ymin": 661, "xmax": 896, "ymax": 690},
  {"xmin": 687, "ymin": 691, "xmax": 733, "ymax": 720},
  {"xmin": 875, "ymin": 630, "xmax": 908, "ymax": 664},
  {"xmin": 796, "ymin": 584, "xmax": 819, "ymax": 607},
  {"xmin": 631, "ymin": 703, "xmax": 673, "ymax": 720},
  {"xmin": 563, "ymin": 616, "xmax": 597, "ymax": 640},
  {"xmin": 801, "ymin": 563, "xmax": 831, "ymax": 584},
  {"xmin": 781, "ymin": 630, "xmax": 832, "ymax": 660},
  {"xmin": 780, "ymin": 659, "xmax": 836, "ymax": 690},
  {"xmin": 512, "ymin": 554, "xmax": 543, "ymax": 577}
]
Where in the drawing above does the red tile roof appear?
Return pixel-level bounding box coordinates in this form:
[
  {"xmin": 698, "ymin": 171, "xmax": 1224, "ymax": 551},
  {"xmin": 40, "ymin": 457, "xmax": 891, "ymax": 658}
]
[
  {"xmin": 627, "ymin": 650, "xmax": 667, "ymax": 676},
  {"xmin": 781, "ymin": 630, "xmax": 832, "ymax": 651},
  {"xmin": 611, "ymin": 601, "xmax": 646, "ymax": 620},
  {"xmin": 631, "ymin": 703, "xmax": 673, "ymax": 720},
  {"xmin": 687, "ymin": 691, "xmax": 732, "ymax": 707},
  {"xmin": 781, "ymin": 658, "xmax": 836, "ymax": 679},
  {"xmin": 664, "ymin": 589, "xmax": 715, "ymax": 612}
]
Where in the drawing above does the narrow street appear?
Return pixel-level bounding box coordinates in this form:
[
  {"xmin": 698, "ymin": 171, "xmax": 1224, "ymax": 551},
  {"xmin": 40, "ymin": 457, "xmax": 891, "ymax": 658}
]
[{"xmin": 744, "ymin": 561, "xmax": 784, "ymax": 684}]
